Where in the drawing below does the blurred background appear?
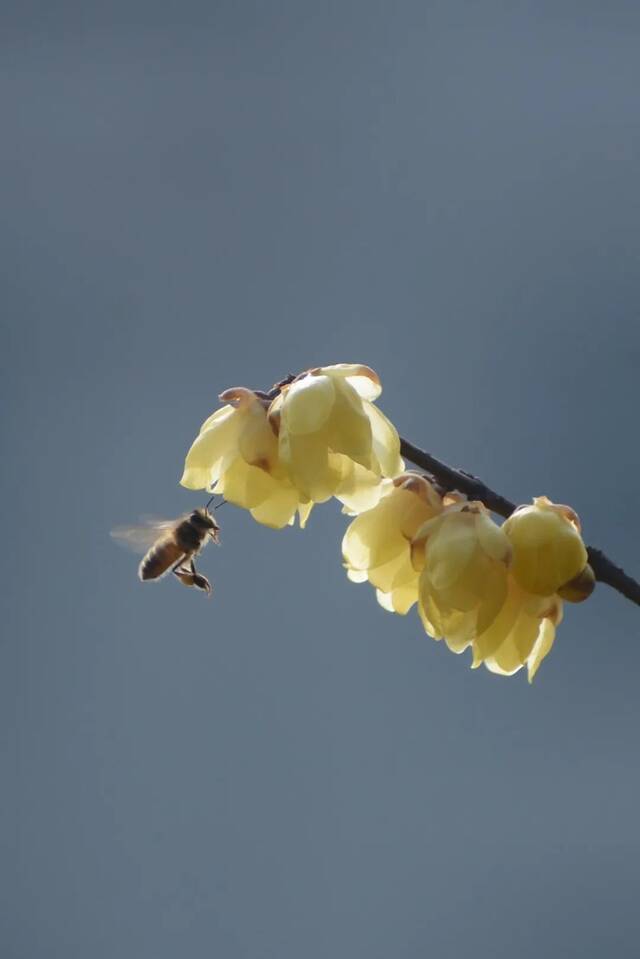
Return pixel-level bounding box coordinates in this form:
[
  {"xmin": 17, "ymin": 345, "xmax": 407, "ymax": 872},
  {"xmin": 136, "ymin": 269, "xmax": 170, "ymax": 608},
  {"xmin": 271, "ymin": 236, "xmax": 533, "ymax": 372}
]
[{"xmin": 2, "ymin": 2, "xmax": 640, "ymax": 956}]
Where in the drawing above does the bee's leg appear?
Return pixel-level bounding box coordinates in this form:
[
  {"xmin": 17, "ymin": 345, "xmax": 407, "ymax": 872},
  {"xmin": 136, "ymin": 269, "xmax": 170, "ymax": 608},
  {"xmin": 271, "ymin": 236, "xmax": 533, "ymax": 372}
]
[
  {"xmin": 190, "ymin": 558, "xmax": 212, "ymax": 595},
  {"xmin": 173, "ymin": 556, "xmax": 211, "ymax": 595},
  {"xmin": 172, "ymin": 554, "xmax": 195, "ymax": 586}
]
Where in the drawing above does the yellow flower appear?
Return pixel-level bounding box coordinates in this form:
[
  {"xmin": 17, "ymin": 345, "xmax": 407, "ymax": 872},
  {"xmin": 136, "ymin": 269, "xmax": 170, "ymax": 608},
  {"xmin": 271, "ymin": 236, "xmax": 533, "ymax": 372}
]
[
  {"xmin": 180, "ymin": 387, "xmax": 312, "ymax": 529},
  {"xmin": 502, "ymin": 495, "xmax": 589, "ymax": 596},
  {"xmin": 413, "ymin": 503, "xmax": 512, "ymax": 654},
  {"xmin": 269, "ymin": 364, "xmax": 403, "ymax": 510},
  {"xmin": 471, "ymin": 578, "xmax": 563, "ymax": 682},
  {"xmin": 342, "ymin": 473, "xmax": 443, "ymax": 613}
]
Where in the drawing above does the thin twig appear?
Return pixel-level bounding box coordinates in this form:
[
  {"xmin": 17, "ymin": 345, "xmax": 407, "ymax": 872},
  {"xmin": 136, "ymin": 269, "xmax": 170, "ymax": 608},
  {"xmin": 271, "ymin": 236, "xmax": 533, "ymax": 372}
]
[{"xmin": 400, "ymin": 437, "xmax": 640, "ymax": 608}]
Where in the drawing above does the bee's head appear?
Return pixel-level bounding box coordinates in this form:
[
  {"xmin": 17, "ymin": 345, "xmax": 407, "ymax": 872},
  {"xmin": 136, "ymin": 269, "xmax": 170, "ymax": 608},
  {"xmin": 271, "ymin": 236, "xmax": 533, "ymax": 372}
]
[
  {"xmin": 190, "ymin": 508, "xmax": 220, "ymax": 535},
  {"xmin": 190, "ymin": 508, "xmax": 214, "ymax": 529}
]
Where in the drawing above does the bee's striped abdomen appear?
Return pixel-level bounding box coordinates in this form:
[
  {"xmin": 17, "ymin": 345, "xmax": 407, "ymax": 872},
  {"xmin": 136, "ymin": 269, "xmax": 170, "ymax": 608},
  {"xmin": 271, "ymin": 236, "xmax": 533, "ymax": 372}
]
[{"xmin": 138, "ymin": 538, "xmax": 184, "ymax": 581}]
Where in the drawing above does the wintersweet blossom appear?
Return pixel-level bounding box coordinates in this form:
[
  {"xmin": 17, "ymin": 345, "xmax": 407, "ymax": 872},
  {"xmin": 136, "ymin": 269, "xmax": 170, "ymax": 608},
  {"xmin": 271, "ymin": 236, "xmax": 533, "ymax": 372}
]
[
  {"xmin": 269, "ymin": 364, "xmax": 403, "ymax": 511},
  {"xmin": 180, "ymin": 387, "xmax": 312, "ymax": 529},
  {"xmin": 502, "ymin": 496, "xmax": 589, "ymax": 596},
  {"xmin": 342, "ymin": 473, "xmax": 443, "ymax": 613},
  {"xmin": 412, "ymin": 498, "xmax": 582, "ymax": 680},
  {"xmin": 412, "ymin": 502, "xmax": 512, "ymax": 654},
  {"xmin": 470, "ymin": 577, "xmax": 563, "ymax": 682}
]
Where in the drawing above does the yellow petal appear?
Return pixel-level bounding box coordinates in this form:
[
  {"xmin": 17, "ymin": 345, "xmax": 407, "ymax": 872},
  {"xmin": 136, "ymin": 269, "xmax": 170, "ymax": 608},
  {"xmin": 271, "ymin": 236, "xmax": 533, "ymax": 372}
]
[
  {"xmin": 364, "ymin": 402, "xmax": 403, "ymax": 477},
  {"xmin": 368, "ymin": 550, "xmax": 415, "ymax": 593},
  {"xmin": 342, "ymin": 509, "xmax": 405, "ymax": 572},
  {"xmin": 238, "ymin": 402, "xmax": 279, "ymax": 470},
  {"xmin": 282, "ymin": 374, "xmax": 335, "ymax": 435},
  {"xmin": 484, "ymin": 609, "xmax": 540, "ymax": 676},
  {"xmin": 385, "ymin": 487, "xmax": 435, "ymax": 540},
  {"xmin": 317, "ymin": 363, "xmax": 382, "ymax": 400},
  {"xmin": 326, "ymin": 379, "xmax": 374, "ymax": 470},
  {"xmin": 180, "ymin": 406, "xmax": 243, "ymax": 490},
  {"xmin": 334, "ymin": 460, "xmax": 388, "ymax": 514},
  {"xmin": 250, "ymin": 488, "xmax": 300, "ymax": 529},
  {"xmin": 220, "ymin": 458, "xmax": 280, "ymax": 508},
  {"xmin": 198, "ymin": 404, "xmax": 236, "ymax": 433},
  {"xmin": 443, "ymin": 615, "xmax": 475, "ymax": 654},
  {"xmin": 279, "ymin": 430, "xmax": 337, "ymax": 502},
  {"xmin": 475, "ymin": 512, "xmax": 512, "ymax": 563},
  {"xmin": 376, "ymin": 582, "xmax": 418, "ymax": 615},
  {"xmin": 347, "ymin": 568, "xmax": 369, "ymax": 583},
  {"xmin": 504, "ymin": 503, "xmax": 588, "ymax": 595},
  {"xmin": 376, "ymin": 590, "xmax": 395, "ymax": 612},
  {"xmin": 297, "ymin": 500, "xmax": 314, "ymax": 529},
  {"xmin": 417, "ymin": 593, "xmax": 440, "ymax": 638},
  {"xmin": 472, "ymin": 581, "xmax": 521, "ymax": 664},
  {"xmin": 527, "ymin": 617, "xmax": 557, "ymax": 682},
  {"xmin": 425, "ymin": 516, "xmax": 477, "ymax": 590}
]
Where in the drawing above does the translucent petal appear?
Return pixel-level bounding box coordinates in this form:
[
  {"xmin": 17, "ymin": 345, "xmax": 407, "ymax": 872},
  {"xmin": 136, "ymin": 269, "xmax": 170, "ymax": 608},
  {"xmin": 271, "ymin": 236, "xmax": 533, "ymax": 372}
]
[
  {"xmin": 317, "ymin": 363, "xmax": 382, "ymax": 400},
  {"xmin": 475, "ymin": 566, "xmax": 509, "ymax": 635},
  {"xmin": 484, "ymin": 609, "xmax": 539, "ymax": 676},
  {"xmin": 419, "ymin": 585, "xmax": 452, "ymax": 639},
  {"xmin": 377, "ymin": 582, "xmax": 418, "ymax": 615},
  {"xmin": 334, "ymin": 460, "xmax": 387, "ymax": 514},
  {"xmin": 283, "ymin": 375, "xmax": 335, "ymax": 435},
  {"xmin": 527, "ymin": 618, "xmax": 557, "ymax": 682},
  {"xmin": 180, "ymin": 407, "xmax": 243, "ymax": 490},
  {"xmin": 396, "ymin": 474, "xmax": 443, "ymax": 513},
  {"xmin": 327, "ymin": 379, "xmax": 374, "ymax": 469},
  {"xmin": 297, "ymin": 500, "xmax": 314, "ymax": 529},
  {"xmin": 238, "ymin": 403, "xmax": 279, "ymax": 470},
  {"xmin": 347, "ymin": 568, "xmax": 369, "ymax": 583},
  {"xmin": 418, "ymin": 595, "xmax": 440, "ymax": 638},
  {"xmin": 364, "ymin": 402, "xmax": 403, "ymax": 477},
  {"xmin": 341, "ymin": 500, "xmax": 402, "ymax": 570},
  {"xmin": 443, "ymin": 614, "xmax": 475, "ymax": 654},
  {"xmin": 425, "ymin": 514, "xmax": 477, "ymax": 590},
  {"xmin": 472, "ymin": 582, "xmax": 521, "ymax": 664},
  {"xmin": 388, "ymin": 487, "xmax": 437, "ymax": 540},
  {"xmin": 220, "ymin": 458, "xmax": 280, "ymax": 508},
  {"xmin": 376, "ymin": 589, "xmax": 395, "ymax": 612},
  {"xmin": 198, "ymin": 404, "xmax": 236, "ymax": 434},
  {"xmin": 280, "ymin": 430, "xmax": 337, "ymax": 502},
  {"xmin": 250, "ymin": 488, "xmax": 300, "ymax": 529},
  {"xmin": 475, "ymin": 513, "xmax": 511, "ymax": 563},
  {"xmin": 368, "ymin": 550, "xmax": 416, "ymax": 593},
  {"xmin": 483, "ymin": 653, "xmax": 524, "ymax": 677}
]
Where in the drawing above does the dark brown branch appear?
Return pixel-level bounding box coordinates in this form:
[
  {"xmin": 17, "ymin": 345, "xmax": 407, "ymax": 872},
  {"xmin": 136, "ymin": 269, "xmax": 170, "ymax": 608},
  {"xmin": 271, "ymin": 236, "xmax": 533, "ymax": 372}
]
[{"xmin": 400, "ymin": 437, "xmax": 640, "ymax": 608}]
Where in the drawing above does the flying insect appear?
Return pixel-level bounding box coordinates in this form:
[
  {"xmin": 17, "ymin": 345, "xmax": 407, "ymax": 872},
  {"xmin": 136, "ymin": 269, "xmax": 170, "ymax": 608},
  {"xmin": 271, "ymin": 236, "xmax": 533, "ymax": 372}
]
[{"xmin": 112, "ymin": 501, "xmax": 220, "ymax": 595}]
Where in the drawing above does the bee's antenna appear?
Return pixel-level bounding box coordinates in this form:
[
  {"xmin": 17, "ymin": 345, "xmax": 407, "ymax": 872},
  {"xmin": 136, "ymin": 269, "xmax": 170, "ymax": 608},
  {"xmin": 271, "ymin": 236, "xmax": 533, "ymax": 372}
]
[{"xmin": 204, "ymin": 494, "xmax": 227, "ymax": 511}]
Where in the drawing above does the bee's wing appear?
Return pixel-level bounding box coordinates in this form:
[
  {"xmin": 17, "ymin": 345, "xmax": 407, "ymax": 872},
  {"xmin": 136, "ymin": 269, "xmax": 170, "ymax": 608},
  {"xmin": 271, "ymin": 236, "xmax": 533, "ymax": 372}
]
[{"xmin": 110, "ymin": 516, "xmax": 183, "ymax": 555}]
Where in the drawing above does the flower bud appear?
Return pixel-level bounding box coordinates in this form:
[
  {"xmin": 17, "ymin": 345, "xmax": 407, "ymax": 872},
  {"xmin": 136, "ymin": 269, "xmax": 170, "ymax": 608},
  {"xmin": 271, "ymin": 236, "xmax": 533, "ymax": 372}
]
[{"xmin": 502, "ymin": 496, "xmax": 588, "ymax": 596}]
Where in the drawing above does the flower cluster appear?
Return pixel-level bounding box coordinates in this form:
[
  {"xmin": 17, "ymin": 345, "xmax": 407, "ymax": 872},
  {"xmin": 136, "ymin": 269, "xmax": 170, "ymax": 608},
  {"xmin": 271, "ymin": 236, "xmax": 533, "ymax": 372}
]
[
  {"xmin": 180, "ymin": 364, "xmax": 595, "ymax": 681},
  {"xmin": 181, "ymin": 365, "xmax": 403, "ymax": 527}
]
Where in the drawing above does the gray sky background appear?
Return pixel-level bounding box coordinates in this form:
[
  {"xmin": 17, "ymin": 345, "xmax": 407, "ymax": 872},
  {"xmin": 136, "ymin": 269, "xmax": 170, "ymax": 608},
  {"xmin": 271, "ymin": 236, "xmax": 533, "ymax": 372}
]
[{"xmin": 3, "ymin": 2, "xmax": 640, "ymax": 957}]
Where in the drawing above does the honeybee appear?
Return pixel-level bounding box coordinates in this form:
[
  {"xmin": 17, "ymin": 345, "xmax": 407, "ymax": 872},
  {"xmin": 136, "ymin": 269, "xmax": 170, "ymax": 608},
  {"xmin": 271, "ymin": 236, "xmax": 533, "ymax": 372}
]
[{"xmin": 112, "ymin": 503, "xmax": 220, "ymax": 595}]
